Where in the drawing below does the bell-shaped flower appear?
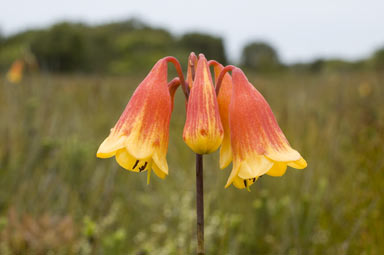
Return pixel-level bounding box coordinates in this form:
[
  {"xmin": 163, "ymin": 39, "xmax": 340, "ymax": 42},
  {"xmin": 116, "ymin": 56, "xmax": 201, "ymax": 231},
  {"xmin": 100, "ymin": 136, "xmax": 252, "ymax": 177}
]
[
  {"xmin": 183, "ymin": 54, "xmax": 224, "ymax": 154},
  {"xmin": 226, "ymin": 68, "xmax": 307, "ymax": 189},
  {"xmin": 213, "ymin": 64, "xmax": 233, "ymax": 169},
  {"xmin": 97, "ymin": 58, "xmax": 172, "ymax": 179}
]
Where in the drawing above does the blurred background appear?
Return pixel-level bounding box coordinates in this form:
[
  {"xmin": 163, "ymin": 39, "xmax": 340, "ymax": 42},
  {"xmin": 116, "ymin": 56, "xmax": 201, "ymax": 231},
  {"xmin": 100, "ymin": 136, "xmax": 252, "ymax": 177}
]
[{"xmin": 1, "ymin": 0, "xmax": 383, "ymax": 254}]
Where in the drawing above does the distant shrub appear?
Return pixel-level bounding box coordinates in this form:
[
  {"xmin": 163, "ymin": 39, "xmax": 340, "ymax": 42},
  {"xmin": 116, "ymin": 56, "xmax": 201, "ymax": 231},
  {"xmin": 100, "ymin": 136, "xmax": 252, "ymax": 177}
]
[
  {"xmin": 30, "ymin": 23, "xmax": 88, "ymax": 72},
  {"xmin": 371, "ymin": 47, "xmax": 384, "ymax": 71},
  {"xmin": 179, "ymin": 33, "xmax": 227, "ymax": 65},
  {"xmin": 109, "ymin": 28, "xmax": 176, "ymax": 74},
  {"xmin": 241, "ymin": 41, "xmax": 281, "ymax": 72}
]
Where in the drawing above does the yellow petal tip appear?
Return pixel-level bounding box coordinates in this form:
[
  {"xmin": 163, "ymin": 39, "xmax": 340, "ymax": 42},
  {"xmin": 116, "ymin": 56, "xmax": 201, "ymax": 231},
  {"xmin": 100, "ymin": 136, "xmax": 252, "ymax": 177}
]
[
  {"xmin": 96, "ymin": 151, "xmax": 115, "ymax": 158},
  {"xmin": 288, "ymin": 157, "xmax": 307, "ymax": 169}
]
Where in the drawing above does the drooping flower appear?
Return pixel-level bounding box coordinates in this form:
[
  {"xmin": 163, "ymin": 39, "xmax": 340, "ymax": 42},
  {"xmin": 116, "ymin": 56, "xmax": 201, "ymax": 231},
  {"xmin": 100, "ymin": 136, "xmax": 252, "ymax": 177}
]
[
  {"xmin": 213, "ymin": 63, "xmax": 233, "ymax": 169},
  {"xmin": 97, "ymin": 58, "xmax": 173, "ymax": 180},
  {"xmin": 183, "ymin": 54, "xmax": 224, "ymax": 154},
  {"xmin": 225, "ymin": 68, "xmax": 307, "ymax": 189}
]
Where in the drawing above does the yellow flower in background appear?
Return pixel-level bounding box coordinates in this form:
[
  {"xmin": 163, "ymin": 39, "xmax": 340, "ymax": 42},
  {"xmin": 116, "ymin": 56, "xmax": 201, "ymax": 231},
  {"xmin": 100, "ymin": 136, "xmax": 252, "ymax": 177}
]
[
  {"xmin": 97, "ymin": 58, "xmax": 173, "ymax": 181},
  {"xmin": 7, "ymin": 60, "xmax": 24, "ymax": 84},
  {"xmin": 225, "ymin": 68, "xmax": 307, "ymax": 190}
]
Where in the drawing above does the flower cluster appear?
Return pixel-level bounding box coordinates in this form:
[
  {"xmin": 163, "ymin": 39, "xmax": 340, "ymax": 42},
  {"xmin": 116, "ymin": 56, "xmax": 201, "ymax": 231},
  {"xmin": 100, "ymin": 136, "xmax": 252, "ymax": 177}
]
[{"xmin": 97, "ymin": 53, "xmax": 307, "ymax": 190}]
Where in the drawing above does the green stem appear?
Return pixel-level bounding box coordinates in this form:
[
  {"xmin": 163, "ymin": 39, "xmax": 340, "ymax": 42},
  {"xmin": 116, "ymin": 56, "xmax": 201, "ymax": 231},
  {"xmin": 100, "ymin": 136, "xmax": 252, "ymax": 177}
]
[{"xmin": 196, "ymin": 154, "xmax": 204, "ymax": 255}]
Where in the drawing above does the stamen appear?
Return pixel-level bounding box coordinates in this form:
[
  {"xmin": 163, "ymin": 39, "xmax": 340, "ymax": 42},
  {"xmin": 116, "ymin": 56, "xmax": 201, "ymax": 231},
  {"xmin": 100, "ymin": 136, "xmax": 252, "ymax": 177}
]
[
  {"xmin": 132, "ymin": 160, "xmax": 139, "ymax": 170},
  {"xmin": 253, "ymin": 178, "xmax": 256, "ymax": 182},
  {"xmin": 139, "ymin": 161, "xmax": 148, "ymax": 172},
  {"xmin": 147, "ymin": 169, "xmax": 151, "ymax": 185},
  {"xmin": 244, "ymin": 180, "xmax": 247, "ymax": 187}
]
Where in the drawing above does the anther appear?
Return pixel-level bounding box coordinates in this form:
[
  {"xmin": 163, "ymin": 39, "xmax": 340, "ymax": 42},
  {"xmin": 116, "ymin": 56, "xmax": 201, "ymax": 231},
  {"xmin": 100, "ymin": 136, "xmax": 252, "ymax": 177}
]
[
  {"xmin": 139, "ymin": 162, "xmax": 148, "ymax": 172},
  {"xmin": 132, "ymin": 160, "xmax": 139, "ymax": 169}
]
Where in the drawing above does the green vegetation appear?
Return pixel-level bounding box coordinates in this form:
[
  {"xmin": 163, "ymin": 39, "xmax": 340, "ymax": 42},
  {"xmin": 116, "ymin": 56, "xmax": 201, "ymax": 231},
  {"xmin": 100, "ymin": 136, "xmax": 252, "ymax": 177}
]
[
  {"xmin": 0, "ymin": 17, "xmax": 383, "ymax": 254},
  {"xmin": 2, "ymin": 19, "xmax": 384, "ymax": 75},
  {"xmin": 0, "ymin": 19, "xmax": 227, "ymax": 74},
  {"xmin": 240, "ymin": 42, "xmax": 281, "ymax": 72},
  {"xmin": 0, "ymin": 69, "xmax": 383, "ymax": 254}
]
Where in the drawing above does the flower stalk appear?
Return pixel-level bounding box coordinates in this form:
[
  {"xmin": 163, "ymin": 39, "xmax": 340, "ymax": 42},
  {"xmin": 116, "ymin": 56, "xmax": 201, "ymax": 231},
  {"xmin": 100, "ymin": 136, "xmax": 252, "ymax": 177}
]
[
  {"xmin": 214, "ymin": 64, "xmax": 235, "ymax": 95},
  {"xmin": 164, "ymin": 56, "xmax": 189, "ymax": 99},
  {"xmin": 196, "ymin": 154, "xmax": 204, "ymax": 255},
  {"xmin": 189, "ymin": 54, "xmax": 205, "ymax": 254}
]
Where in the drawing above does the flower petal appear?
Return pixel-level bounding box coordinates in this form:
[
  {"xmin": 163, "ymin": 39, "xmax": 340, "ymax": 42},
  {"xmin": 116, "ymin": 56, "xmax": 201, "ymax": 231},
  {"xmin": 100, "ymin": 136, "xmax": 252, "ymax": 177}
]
[
  {"xmin": 96, "ymin": 131, "xmax": 126, "ymax": 158},
  {"xmin": 214, "ymin": 64, "xmax": 233, "ymax": 169},
  {"xmin": 152, "ymin": 163, "xmax": 167, "ymax": 179},
  {"xmin": 233, "ymin": 176, "xmax": 258, "ymax": 190},
  {"xmin": 219, "ymin": 137, "xmax": 232, "ymax": 169},
  {"xmin": 115, "ymin": 149, "xmax": 152, "ymax": 172},
  {"xmin": 225, "ymin": 161, "xmax": 241, "ymax": 188},
  {"xmin": 288, "ymin": 157, "xmax": 307, "ymax": 169},
  {"xmin": 237, "ymin": 155, "xmax": 273, "ymax": 179},
  {"xmin": 265, "ymin": 146, "xmax": 301, "ymax": 163},
  {"xmin": 266, "ymin": 162, "xmax": 288, "ymax": 176},
  {"xmin": 152, "ymin": 148, "xmax": 169, "ymax": 175}
]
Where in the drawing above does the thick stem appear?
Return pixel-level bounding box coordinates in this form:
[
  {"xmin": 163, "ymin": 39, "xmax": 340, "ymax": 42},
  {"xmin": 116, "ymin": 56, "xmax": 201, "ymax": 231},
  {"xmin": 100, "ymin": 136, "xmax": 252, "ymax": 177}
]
[
  {"xmin": 215, "ymin": 65, "xmax": 236, "ymax": 95},
  {"xmin": 164, "ymin": 56, "xmax": 189, "ymax": 99},
  {"xmin": 196, "ymin": 154, "xmax": 204, "ymax": 255}
]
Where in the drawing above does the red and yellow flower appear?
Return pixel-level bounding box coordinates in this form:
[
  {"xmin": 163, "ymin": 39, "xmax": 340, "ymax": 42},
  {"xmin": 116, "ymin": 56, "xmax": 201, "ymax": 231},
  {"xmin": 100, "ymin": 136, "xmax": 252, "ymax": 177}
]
[
  {"xmin": 225, "ymin": 68, "xmax": 307, "ymax": 189},
  {"xmin": 183, "ymin": 54, "xmax": 224, "ymax": 154},
  {"xmin": 97, "ymin": 53, "xmax": 307, "ymax": 190},
  {"xmin": 97, "ymin": 58, "xmax": 173, "ymax": 180}
]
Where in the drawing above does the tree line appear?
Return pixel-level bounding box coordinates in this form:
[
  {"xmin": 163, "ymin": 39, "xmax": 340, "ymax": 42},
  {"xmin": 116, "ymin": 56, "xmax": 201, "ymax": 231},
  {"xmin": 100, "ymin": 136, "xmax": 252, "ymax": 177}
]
[{"xmin": 1, "ymin": 18, "xmax": 383, "ymax": 74}]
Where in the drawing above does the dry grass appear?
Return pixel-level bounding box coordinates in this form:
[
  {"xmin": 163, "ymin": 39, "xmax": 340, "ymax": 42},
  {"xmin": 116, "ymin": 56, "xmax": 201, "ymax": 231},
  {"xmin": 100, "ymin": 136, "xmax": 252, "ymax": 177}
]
[{"xmin": 0, "ymin": 71, "xmax": 383, "ymax": 254}]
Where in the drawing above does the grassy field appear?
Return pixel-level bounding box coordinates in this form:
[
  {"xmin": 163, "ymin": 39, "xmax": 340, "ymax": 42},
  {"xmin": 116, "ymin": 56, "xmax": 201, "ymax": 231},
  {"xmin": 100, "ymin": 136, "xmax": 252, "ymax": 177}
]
[{"xmin": 0, "ymin": 71, "xmax": 383, "ymax": 255}]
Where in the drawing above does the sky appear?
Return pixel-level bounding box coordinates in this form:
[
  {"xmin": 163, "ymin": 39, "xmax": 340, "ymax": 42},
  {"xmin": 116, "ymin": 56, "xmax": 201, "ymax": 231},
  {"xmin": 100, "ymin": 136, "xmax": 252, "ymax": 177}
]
[{"xmin": 1, "ymin": 0, "xmax": 384, "ymax": 63}]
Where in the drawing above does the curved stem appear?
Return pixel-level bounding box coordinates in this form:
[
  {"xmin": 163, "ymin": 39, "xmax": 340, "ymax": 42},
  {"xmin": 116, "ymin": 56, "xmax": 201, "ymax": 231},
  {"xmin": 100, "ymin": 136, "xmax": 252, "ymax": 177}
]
[
  {"xmin": 164, "ymin": 56, "xmax": 189, "ymax": 99},
  {"xmin": 207, "ymin": 60, "xmax": 222, "ymax": 89},
  {"xmin": 167, "ymin": 77, "xmax": 181, "ymax": 90},
  {"xmin": 168, "ymin": 78, "xmax": 181, "ymax": 111},
  {"xmin": 207, "ymin": 60, "xmax": 220, "ymax": 67},
  {"xmin": 215, "ymin": 65, "xmax": 236, "ymax": 95}
]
